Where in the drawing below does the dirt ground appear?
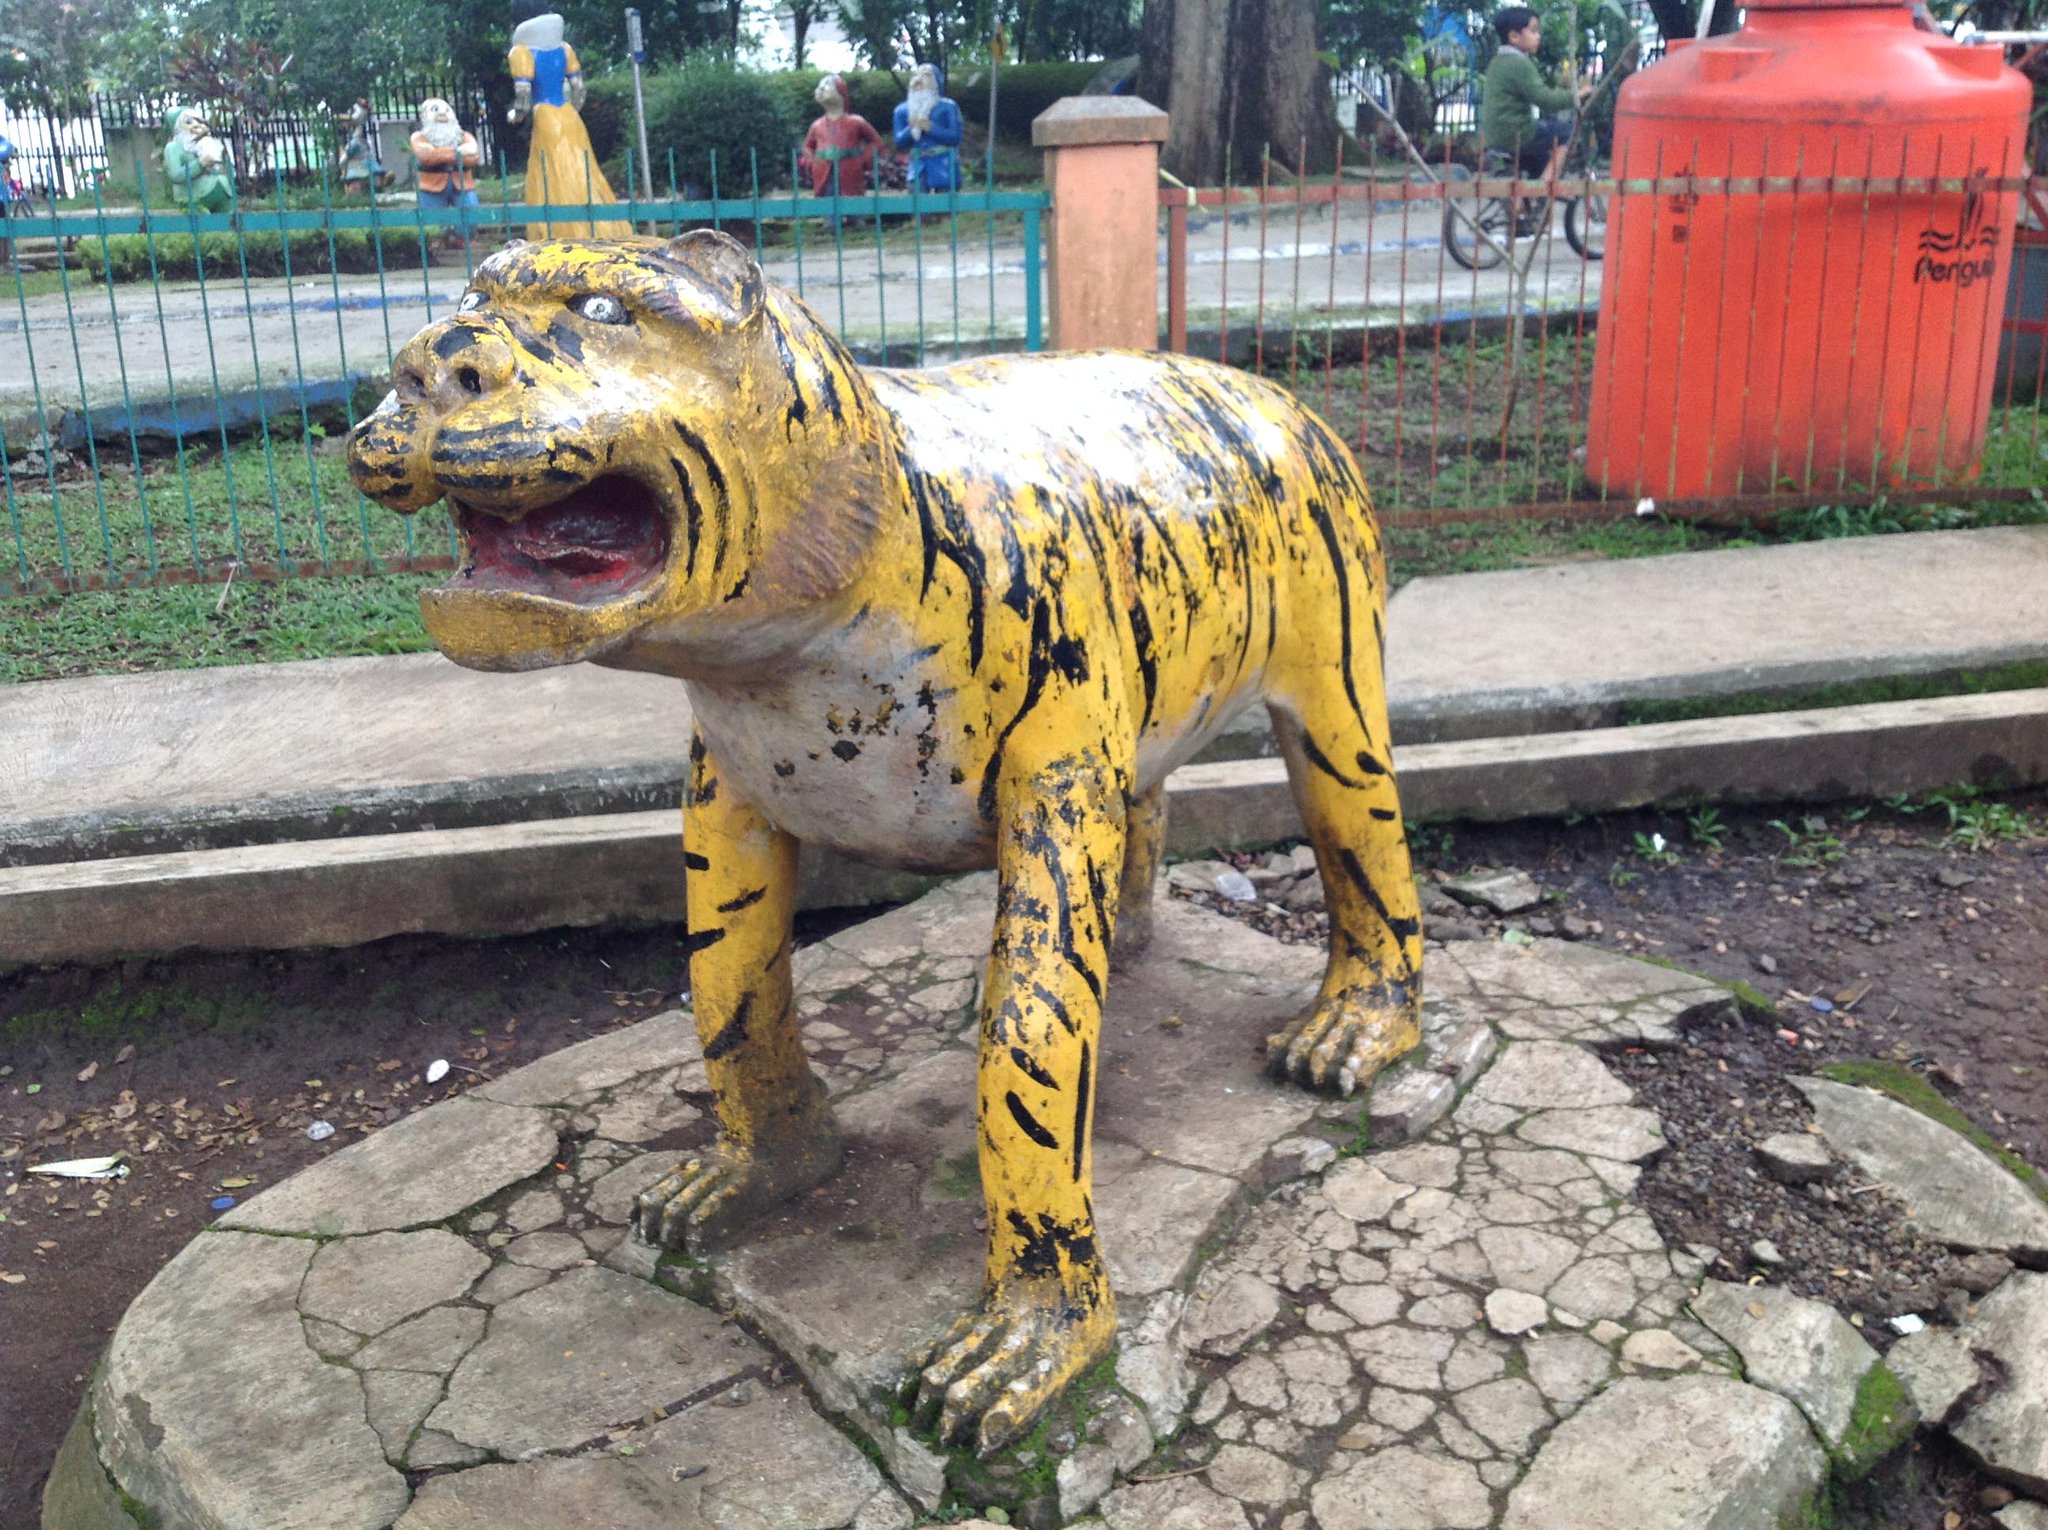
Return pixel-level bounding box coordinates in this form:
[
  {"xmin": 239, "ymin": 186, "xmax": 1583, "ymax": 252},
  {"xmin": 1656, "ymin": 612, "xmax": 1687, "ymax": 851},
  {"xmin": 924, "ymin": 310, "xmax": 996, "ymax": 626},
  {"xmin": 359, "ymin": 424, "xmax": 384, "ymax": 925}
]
[{"xmin": 1, "ymin": 794, "xmax": 2042, "ymax": 1530}]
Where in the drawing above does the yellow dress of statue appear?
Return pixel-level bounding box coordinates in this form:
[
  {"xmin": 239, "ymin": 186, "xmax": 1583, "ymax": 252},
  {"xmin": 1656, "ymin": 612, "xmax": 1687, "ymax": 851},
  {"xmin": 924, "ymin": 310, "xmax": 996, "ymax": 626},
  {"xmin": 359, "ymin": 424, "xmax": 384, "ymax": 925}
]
[
  {"xmin": 507, "ymin": 10, "xmax": 630, "ymax": 239},
  {"xmin": 345, "ymin": 232, "xmax": 1422, "ymax": 1456}
]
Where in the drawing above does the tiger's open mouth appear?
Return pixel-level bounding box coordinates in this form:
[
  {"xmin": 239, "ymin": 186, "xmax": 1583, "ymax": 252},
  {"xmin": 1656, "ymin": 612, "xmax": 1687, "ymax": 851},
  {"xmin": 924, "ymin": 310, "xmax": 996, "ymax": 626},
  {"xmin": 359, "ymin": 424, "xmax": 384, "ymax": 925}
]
[{"xmin": 451, "ymin": 475, "xmax": 670, "ymax": 605}]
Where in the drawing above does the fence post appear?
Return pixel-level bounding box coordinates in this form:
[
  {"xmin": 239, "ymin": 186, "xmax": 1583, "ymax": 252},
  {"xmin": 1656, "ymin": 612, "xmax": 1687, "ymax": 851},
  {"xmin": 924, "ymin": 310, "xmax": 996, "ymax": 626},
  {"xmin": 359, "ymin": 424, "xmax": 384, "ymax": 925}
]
[{"xmin": 1031, "ymin": 96, "xmax": 1169, "ymax": 351}]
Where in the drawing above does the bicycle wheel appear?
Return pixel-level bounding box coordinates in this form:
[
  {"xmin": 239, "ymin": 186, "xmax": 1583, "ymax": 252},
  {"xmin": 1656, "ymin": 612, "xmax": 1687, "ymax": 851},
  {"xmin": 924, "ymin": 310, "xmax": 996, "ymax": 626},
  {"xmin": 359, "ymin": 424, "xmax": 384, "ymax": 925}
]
[
  {"xmin": 1565, "ymin": 189, "xmax": 1607, "ymax": 260},
  {"xmin": 1443, "ymin": 194, "xmax": 1512, "ymax": 271}
]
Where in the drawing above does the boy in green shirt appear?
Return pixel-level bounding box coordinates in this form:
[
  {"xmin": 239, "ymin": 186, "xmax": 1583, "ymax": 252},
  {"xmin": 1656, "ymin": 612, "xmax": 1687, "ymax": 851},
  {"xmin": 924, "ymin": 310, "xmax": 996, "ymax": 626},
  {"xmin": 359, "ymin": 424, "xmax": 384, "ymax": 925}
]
[{"xmin": 1481, "ymin": 7, "xmax": 1591, "ymax": 179}]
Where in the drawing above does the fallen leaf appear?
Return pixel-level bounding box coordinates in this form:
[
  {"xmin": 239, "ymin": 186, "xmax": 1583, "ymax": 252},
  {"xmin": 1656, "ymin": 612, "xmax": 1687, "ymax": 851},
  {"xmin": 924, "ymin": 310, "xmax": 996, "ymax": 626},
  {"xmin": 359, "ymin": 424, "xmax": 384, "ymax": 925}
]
[
  {"xmin": 76, "ymin": 1061, "xmax": 99, "ymax": 1083},
  {"xmin": 375, "ymin": 1059, "xmax": 405, "ymax": 1073},
  {"xmin": 0, "ymin": 1271, "xmax": 25, "ymax": 1285},
  {"xmin": 114, "ymin": 1044, "xmax": 137, "ymax": 1064},
  {"xmin": 219, "ymin": 1176, "xmax": 254, "ymax": 1189}
]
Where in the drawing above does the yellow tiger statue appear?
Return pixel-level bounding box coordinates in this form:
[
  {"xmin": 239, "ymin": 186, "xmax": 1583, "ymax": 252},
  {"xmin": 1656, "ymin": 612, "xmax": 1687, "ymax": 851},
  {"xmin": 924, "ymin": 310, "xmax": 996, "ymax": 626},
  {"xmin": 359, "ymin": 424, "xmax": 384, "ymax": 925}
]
[{"xmin": 346, "ymin": 230, "xmax": 1422, "ymax": 1455}]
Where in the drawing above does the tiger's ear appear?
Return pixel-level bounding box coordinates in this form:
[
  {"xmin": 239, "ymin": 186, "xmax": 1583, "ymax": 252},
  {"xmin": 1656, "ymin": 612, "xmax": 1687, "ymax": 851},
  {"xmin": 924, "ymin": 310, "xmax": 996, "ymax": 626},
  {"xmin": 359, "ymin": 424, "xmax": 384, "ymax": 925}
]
[{"xmin": 662, "ymin": 229, "xmax": 764, "ymax": 328}]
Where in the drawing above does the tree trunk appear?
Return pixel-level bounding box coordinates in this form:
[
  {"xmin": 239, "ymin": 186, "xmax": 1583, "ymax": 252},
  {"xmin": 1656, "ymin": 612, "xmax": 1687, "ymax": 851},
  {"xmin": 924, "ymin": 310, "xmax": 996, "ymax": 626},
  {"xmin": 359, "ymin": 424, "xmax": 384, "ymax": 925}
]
[
  {"xmin": 790, "ymin": 0, "xmax": 814, "ymax": 67},
  {"xmin": 1139, "ymin": 0, "xmax": 1337, "ymax": 184}
]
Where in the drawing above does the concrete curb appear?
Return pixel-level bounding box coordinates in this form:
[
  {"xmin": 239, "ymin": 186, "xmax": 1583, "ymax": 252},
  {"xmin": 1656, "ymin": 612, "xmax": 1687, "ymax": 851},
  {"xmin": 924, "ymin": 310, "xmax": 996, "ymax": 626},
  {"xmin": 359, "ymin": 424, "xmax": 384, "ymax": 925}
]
[{"xmin": 7, "ymin": 688, "xmax": 2043, "ymax": 967}]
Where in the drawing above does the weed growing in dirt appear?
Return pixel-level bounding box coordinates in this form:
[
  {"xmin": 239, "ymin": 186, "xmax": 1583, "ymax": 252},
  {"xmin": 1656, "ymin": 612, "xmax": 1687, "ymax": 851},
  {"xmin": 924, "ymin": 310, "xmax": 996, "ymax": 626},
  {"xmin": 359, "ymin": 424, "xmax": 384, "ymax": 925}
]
[
  {"xmin": 1768, "ymin": 814, "xmax": 1846, "ymax": 868},
  {"xmin": 1631, "ymin": 830, "xmax": 1682, "ymax": 869},
  {"xmin": 1886, "ymin": 785, "xmax": 2038, "ymax": 851},
  {"xmin": 1685, "ymin": 806, "xmax": 1728, "ymax": 851}
]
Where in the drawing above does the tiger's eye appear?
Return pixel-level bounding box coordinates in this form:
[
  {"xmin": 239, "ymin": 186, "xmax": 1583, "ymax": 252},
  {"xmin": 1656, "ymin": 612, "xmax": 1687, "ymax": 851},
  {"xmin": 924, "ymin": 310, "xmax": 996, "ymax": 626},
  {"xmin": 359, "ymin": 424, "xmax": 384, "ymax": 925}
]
[{"xmin": 569, "ymin": 293, "xmax": 629, "ymax": 325}]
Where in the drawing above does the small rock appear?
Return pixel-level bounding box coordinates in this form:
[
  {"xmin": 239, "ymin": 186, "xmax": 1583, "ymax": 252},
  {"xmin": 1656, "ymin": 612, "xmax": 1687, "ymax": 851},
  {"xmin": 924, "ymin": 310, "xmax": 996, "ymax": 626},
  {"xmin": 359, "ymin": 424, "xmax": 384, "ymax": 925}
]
[
  {"xmin": 1368, "ymin": 1069, "xmax": 1458, "ymax": 1144},
  {"xmin": 1887, "ymin": 1328, "xmax": 1980, "ymax": 1423},
  {"xmin": 1485, "ymin": 1289, "xmax": 1548, "ymax": 1336},
  {"xmin": 1419, "ymin": 884, "xmax": 1463, "ymax": 917},
  {"xmin": 1935, "ymin": 867, "xmax": 1977, "ymax": 890},
  {"xmin": 1557, "ymin": 916, "xmax": 1594, "ymax": 941},
  {"xmin": 1753, "ymin": 953, "xmax": 1778, "ymax": 975},
  {"xmin": 1431, "ymin": 1021, "xmax": 1499, "ymax": 1087},
  {"xmin": 1445, "ymin": 869, "xmax": 1545, "ymax": 916},
  {"xmin": 1281, "ymin": 878, "xmax": 1327, "ymax": 913},
  {"xmin": 1953, "ymin": 1253, "xmax": 2017, "ymax": 1295},
  {"xmin": 1755, "ymin": 1133, "xmax": 1837, "ymax": 1187},
  {"xmin": 1621, "ymin": 1329, "xmax": 1702, "ymax": 1372},
  {"xmin": 1953, "ymin": 1272, "xmax": 2048, "ymax": 1495},
  {"xmin": 1750, "ymin": 1239, "xmax": 1786, "ymax": 1267}
]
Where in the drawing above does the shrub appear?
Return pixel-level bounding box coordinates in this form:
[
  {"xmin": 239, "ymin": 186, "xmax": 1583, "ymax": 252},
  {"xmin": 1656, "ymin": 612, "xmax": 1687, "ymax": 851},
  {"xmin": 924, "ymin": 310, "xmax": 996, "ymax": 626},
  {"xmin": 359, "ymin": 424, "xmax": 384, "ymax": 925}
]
[
  {"xmin": 581, "ymin": 74, "xmax": 635, "ymax": 165},
  {"xmin": 79, "ymin": 227, "xmax": 431, "ymax": 283},
  {"xmin": 639, "ymin": 58, "xmax": 799, "ymax": 193},
  {"xmin": 953, "ymin": 60, "xmax": 1107, "ymax": 139}
]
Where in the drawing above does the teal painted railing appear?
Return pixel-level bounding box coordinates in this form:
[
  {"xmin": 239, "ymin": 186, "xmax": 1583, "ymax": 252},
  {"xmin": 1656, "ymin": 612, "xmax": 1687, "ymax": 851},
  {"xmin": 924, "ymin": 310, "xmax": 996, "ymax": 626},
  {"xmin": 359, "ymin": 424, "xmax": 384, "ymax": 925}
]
[{"xmin": 0, "ymin": 155, "xmax": 1047, "ymax": 598}]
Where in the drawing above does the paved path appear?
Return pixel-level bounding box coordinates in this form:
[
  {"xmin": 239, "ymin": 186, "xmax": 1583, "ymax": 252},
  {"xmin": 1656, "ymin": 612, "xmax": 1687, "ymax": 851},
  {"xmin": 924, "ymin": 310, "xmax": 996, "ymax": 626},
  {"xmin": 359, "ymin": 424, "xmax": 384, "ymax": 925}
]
[
  {"xmin": 5, "ymin": 525, "xmax": 2043, "ymax": 864},
  {"xmin": 3, "ymin": 197, "xmax": 1599, "ymax": 423}
]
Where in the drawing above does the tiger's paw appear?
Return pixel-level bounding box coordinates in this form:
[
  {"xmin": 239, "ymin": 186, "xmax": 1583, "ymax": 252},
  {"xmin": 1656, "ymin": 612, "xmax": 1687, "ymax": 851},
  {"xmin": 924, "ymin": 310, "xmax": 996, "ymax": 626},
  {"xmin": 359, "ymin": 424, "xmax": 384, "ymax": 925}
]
[
  {"xmin": 914, "ymin": 1269, "xmax": 1117, "ymax": 1456},
  {"xmin": 1268, "ymin": 988, "xmax": 1422, "ymax": 1097},
  {"xmin": 632, "ymin": 1128, "xmax": 842, "ymax": 1255}
]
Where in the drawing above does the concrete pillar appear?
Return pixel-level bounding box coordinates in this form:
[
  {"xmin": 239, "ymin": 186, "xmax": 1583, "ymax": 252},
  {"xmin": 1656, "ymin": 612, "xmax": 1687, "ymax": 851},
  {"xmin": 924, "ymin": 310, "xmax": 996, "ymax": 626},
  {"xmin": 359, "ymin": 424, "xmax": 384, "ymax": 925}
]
[{"xmin": 1031, "ymin": 96, "xmax": 1170, "ymax": 352}]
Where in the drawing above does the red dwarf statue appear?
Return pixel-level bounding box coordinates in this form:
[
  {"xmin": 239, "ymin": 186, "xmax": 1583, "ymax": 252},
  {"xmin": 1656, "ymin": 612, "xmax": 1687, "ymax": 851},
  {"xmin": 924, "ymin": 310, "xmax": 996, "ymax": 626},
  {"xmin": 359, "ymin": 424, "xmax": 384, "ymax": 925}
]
[{"xmin": 798, "ymin": 74, "xmax": 882, "ymax": 200}]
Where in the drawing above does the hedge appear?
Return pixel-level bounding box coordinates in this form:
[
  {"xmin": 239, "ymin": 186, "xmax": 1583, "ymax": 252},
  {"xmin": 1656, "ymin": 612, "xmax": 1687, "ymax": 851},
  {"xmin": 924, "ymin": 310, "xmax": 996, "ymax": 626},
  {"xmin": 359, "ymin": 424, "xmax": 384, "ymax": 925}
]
[
  {"xmin": 952, "ymin": 60, "xmax": 1108, "ymax": 139},
  {"xmin": 79, "ymin": 228, "xmax": 432, "ymax": 284},
  {"xmin": 580, "ymin": 59, "xmax": 1105, "ymax": 190}
]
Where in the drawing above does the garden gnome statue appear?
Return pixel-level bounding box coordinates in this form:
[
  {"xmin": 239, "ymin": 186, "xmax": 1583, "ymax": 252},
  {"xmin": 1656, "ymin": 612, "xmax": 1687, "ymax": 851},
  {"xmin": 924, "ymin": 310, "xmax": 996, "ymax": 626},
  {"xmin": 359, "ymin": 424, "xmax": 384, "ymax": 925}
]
[
  {"xmin": 799, "ymin": 73, "xmax": 882, "ymax": 199},
  {"xmin": 339, "ymin": 99, "xmax": 383, "ymax": 196},
  {"xmin": 893, "ymin": 61, "xmax": 962, "ymax": 191},
  {"xmin": 506, "ymin": 2, "xmax": 629, "ymax": 238},
  {"xmin": 162, "ymin": 107, "xmax": 233, "ymax": 212},
  {"xmin": 412, "ymin": 97, "xmax": 481, "ymax": 209}
]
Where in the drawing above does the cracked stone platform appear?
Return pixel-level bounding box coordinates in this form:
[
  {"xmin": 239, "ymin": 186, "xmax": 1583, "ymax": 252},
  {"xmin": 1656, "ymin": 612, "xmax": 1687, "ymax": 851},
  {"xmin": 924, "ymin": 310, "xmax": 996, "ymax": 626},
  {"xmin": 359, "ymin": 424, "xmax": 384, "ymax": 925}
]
[{"xmin": 48, "ymin": 872, "xmax": 2039, "ymax": 1528}]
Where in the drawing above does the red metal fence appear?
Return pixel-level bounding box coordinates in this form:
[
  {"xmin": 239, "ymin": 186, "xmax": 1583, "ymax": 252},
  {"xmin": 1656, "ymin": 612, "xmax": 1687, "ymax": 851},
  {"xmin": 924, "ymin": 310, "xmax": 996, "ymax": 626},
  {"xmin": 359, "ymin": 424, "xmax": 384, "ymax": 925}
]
[{"xmin": 1159, "ymin": 150, "xmax": 2048, "ymax": 529}]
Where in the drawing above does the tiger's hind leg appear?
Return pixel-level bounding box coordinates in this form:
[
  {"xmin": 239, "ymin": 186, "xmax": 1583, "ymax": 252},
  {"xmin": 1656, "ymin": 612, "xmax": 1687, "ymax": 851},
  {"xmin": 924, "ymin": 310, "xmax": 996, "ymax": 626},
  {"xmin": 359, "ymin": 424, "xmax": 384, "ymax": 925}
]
[
  {"xmin": 1110, "ymin": 784, "xmax": 1166, "ymax": 971},
  {"xmin": 1264, "ymin": 687, "xmax": 1424, "ymax": 1096}
]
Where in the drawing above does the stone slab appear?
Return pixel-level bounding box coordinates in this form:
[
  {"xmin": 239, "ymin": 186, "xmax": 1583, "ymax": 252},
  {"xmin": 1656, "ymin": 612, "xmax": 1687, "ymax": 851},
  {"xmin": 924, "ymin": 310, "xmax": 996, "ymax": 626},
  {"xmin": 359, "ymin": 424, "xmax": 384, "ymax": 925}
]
[
  {"xmin": 1689, "ymin": 1280, "xmax": 1889, "ymax": 1453},
  {"xmin": 38, "ymin": 1403, "xmax": 138, "ymax": 1530},
  {"xmin": 428, "ymin": 1267, "xmax": 764, "ymax": 1459},
  {"xmin": 1792, "ymin": 1078, "xmax": 2048, "ymax": 1258},
  {"xmin": 1953, "ymin": 1272, "xmax": 2048, "ymax": 1495},
  {"xmin": 396, "ymin": 1459, "xmax": 710, "ymax": 1529},
  {"xmin": 1501, "ymin": 1376, "xmax": 1827, "ymax": 1529},
  {"xmin": 301, "ymin": 1229, "xmax": 491, "ymax": 1336},
  {"xmin": 220, "ymin": 1095, "xmax": 560, "ymax": 1236},
  {"xmin": 93, "ymin": 1230, "xmax": 409, "ymax": 1530}
]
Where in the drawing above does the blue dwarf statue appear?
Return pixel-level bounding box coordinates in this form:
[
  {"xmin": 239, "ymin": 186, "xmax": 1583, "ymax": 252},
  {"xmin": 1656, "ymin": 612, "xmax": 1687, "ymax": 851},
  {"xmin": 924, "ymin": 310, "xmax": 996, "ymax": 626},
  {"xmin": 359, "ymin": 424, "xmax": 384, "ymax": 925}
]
[{"xmin": 893, "ymin": 62, "xmax": 963, "ymax": 192}]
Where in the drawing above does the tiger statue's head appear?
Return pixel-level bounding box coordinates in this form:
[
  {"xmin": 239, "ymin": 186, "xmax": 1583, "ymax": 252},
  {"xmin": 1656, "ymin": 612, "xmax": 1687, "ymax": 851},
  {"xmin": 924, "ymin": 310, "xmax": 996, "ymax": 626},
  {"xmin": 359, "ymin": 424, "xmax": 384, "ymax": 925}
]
[{"xmin": 346, "ymin": 231, "xmax": 894, "ymax": 675}]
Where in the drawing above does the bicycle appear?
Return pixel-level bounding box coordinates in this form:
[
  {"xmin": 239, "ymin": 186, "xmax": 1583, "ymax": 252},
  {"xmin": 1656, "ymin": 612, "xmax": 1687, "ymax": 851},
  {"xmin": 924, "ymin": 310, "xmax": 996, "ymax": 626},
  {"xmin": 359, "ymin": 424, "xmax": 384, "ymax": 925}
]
[{"xmin": 1441, "ymin": 141, "xmax": 1607, "ymax": 270}]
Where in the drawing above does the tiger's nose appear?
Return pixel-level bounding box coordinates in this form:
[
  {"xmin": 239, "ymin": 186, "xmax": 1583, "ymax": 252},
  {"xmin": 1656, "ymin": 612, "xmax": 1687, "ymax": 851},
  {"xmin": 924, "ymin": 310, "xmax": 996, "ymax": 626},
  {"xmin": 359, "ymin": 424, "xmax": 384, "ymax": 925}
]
[{"xmin": 393, "ymin": 323, "xmax": 516, "ymax": 409}]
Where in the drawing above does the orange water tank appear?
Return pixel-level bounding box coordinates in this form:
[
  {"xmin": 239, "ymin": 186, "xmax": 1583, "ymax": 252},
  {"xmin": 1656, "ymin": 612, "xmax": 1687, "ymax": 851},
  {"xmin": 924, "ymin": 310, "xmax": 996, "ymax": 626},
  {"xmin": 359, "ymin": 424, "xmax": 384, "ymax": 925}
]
[{"xmin": 1583, "ymin": 0, "xmax": 2030, "ymax": 502}]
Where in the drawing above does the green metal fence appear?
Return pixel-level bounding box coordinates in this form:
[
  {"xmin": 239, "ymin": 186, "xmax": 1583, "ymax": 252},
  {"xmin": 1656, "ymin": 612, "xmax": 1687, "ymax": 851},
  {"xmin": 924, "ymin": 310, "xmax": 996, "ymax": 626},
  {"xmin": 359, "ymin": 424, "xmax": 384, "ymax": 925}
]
[{"xmin": 0, "ymin": 158, "xmax": 1047, "ymax": 598}]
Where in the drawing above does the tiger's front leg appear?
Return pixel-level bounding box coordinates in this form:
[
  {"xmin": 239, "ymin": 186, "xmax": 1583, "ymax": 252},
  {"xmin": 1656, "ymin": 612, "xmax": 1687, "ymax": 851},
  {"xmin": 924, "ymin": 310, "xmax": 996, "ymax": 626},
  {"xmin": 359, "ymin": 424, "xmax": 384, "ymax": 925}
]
[
  {"xmin": 635, "ymin": 730, "xmax": 842, "ymax": 1254},
  {"xmin": 917, "ymin": 737, "xmax": 1127, "ymax": 1455}
]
